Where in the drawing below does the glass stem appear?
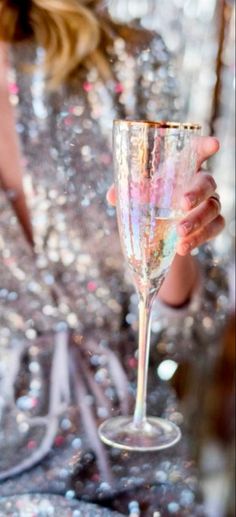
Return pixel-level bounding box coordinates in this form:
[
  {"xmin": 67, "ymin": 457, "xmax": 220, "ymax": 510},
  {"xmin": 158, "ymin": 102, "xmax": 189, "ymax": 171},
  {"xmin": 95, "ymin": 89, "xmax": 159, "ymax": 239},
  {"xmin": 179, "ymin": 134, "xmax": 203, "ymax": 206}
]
[{"xmin": 133, "ymin": 290, "xmax": 156, "ymax": 428}]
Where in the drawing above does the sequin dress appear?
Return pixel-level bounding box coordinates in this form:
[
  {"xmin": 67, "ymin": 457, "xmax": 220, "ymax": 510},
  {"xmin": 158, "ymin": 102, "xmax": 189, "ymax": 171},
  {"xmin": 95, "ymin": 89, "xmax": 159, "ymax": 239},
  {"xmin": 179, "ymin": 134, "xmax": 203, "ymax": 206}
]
[{"xmin": 0, "ymin": 25, "xmax": 228, "ymax": 517}]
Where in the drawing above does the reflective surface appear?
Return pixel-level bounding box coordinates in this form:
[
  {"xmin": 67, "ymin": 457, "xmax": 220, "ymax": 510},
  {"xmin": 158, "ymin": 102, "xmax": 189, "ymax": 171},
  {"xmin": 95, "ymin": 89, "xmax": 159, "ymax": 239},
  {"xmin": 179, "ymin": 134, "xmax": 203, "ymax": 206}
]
[
  {"xmin": 99, "ymin": 120, "xmax": 199, "ymax": 451},
  {"xmin": 99, "ymin": 416, "xmax": 181, "ymax": 451}
]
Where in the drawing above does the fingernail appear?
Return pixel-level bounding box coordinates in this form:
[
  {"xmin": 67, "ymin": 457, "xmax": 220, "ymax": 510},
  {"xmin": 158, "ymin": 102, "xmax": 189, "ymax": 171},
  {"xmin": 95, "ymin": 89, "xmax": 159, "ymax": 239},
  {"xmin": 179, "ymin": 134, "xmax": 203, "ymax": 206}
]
[
  {"xmin": 179, "ymin": 221, "xmax": 192, "ymax": 235},
  {"xmin": 184, "ymin": 193, "xmax": 196, "ymax": 207}
]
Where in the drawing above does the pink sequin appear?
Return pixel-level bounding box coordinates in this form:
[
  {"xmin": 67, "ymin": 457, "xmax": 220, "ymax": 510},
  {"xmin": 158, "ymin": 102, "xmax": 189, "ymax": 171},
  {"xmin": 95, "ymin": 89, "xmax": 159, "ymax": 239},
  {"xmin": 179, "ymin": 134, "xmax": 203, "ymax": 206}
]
[
  {"xmin": 87, "ymin": 281, "xmax": 97, "ymax": 292},
  {"xmin": 27, "ymin": 440, "xmax": 37, "ymax": 449},
  {"xmin": 128, "ymin": 357, "xmax": 137, "ymax": 368},
  {"xmin": 8, "ymin": 83, "xmax": 19, "ymax": 95},
  {"xmin": 83, "ymin": 82, "xmax": 93, "ymax": 92},
  {"xmin": 114, "ymin": 83, "xmax": 124, "ymax": 94},
  {"xmin": 54, "ymin": 435, "xmax": 65, "ymax": 447}
]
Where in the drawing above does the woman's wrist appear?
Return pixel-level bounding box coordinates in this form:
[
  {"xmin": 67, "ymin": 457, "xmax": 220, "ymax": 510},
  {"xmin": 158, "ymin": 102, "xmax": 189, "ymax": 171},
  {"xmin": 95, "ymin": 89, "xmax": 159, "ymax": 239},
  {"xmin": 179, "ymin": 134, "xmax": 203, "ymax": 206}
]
[{"xmin": 157, "ymin": 253, "xmax": 199, "ymax": 308}]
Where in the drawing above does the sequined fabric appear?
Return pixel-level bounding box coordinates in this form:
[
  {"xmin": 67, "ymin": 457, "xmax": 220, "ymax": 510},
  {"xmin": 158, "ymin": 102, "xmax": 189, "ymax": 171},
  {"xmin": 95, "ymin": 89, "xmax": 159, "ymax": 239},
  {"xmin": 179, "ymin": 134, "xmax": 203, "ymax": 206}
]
[
  {"xmin": 0, "ymin": 190, "xmax": 61, "ymax": 336},
  {"xmin": 7, "ymin": 31, "xmax": 180, "ymax": 336},
  {"xmin": 0, "ymin": 494, "xmax": 126, "ymax": 517},
  {"xmin": 0, "ymin": 22, "xmax": 228, "ymax": 517}
]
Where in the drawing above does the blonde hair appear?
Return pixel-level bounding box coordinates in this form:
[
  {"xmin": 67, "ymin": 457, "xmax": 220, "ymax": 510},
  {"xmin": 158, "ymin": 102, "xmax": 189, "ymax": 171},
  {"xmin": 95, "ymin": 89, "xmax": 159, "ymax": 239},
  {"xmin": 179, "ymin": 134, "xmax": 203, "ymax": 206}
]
[{"xmin": 0, "ymin": 0, "xmax": 107, "ymax": 86}]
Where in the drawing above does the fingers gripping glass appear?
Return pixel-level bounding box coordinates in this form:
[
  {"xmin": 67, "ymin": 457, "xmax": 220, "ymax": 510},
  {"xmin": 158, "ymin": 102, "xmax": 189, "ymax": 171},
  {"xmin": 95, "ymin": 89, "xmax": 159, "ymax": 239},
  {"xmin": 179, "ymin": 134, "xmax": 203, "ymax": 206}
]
[{"xmin": 99, "ymin": 120, "xmax": 201, "ymax": 451}]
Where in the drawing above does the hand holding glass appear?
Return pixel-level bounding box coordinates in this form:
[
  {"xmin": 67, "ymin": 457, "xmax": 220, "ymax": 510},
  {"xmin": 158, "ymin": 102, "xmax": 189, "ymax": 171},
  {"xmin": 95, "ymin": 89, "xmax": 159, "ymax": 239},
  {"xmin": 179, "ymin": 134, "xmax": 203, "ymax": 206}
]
[{"xmin": 99, "ymin": 120, "xmax": 201, "ymax": 451}]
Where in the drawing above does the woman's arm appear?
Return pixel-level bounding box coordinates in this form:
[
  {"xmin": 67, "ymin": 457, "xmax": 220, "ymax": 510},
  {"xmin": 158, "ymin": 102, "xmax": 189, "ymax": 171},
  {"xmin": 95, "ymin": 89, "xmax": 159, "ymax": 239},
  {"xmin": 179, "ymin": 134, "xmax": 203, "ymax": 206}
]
[
  {"xmin": 0, "ymin": 42, "xmax": 32, "ymax": 242},
  {"xmin": 155, "ymin": 254, "xmax": 199, "ymax": 308},
  {"xmin": 107, "ymin": 137, "xmax": 225, "ymax": 308}
]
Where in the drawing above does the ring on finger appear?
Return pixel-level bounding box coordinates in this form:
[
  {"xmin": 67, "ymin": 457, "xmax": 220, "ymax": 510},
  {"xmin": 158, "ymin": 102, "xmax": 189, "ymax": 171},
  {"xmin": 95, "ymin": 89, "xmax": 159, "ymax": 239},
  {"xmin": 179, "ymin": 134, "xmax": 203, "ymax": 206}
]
[{"xmin": 209, "ymin": 193, "xmax": 221, "ymax": 208}]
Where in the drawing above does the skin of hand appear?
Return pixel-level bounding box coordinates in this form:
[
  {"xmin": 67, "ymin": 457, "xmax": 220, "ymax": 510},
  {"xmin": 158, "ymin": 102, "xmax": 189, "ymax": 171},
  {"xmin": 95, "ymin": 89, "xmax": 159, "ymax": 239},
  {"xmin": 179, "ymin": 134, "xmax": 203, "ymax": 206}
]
[{"xmin": 107, "ymin": 136, "xmax": 225, "ymax": 306}]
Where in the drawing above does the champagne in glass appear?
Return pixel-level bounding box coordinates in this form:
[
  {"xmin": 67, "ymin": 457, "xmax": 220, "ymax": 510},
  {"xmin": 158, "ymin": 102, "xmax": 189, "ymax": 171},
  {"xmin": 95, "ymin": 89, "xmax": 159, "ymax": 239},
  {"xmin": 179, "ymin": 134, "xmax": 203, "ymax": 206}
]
[{"xmin": 99, "ymin": 120, "xmax": 201, "ymax": 451}]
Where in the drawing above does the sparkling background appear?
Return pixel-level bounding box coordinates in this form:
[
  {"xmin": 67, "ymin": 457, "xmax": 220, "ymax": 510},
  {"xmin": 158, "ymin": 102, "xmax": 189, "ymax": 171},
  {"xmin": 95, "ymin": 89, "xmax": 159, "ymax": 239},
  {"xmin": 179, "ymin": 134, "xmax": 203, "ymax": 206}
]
[{"xmin": 0, "ymin": 1, "xmax": 235, "ymax": 516}]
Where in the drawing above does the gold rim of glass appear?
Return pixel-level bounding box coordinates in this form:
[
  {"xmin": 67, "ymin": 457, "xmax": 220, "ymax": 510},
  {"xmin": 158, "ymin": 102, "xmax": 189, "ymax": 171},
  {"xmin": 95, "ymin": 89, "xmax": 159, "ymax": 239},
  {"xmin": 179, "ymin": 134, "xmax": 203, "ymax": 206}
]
[{"xmin": 113, "ymin": 119, "xmax": 201, "ymax": 130}]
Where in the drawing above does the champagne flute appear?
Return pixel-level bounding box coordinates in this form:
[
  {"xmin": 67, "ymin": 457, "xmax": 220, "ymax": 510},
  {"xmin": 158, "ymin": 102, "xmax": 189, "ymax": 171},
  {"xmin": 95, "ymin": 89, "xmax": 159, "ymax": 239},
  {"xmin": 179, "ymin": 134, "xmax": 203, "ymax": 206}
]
[{"xmin": 99, "ymin": 119, "xmax": 201, "ymax": 451}]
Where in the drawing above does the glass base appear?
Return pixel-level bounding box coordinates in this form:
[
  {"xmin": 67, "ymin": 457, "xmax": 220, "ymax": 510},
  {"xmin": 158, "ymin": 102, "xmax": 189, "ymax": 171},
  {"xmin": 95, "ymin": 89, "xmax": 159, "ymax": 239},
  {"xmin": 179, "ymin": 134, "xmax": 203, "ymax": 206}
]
[{"xmin": 98, "ymin": 416, "xmax": 181, "ymax": 451}]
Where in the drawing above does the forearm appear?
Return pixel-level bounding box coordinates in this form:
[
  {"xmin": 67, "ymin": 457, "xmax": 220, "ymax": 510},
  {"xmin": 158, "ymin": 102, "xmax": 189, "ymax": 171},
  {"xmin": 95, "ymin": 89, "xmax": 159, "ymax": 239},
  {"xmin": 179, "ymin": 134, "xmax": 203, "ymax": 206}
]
[
  {"xmin": 158, "ymin": 253, "xmax": 199, "ymax": 308},
  {"xmin": 0, "ymin": 46, "xmax": 22, "ymax": 189},
  {"xmin": 0, "ymin": 43, "xmax": 32, "ymax": 242}
]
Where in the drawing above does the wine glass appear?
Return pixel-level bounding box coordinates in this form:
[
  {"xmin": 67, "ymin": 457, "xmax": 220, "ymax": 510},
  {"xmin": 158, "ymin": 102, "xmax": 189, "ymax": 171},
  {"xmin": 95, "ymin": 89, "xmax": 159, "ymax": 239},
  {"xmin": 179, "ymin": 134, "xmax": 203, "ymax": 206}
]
[{"xmin": 99, "ymin": 119, "xmax": 201, "ymax": 451}]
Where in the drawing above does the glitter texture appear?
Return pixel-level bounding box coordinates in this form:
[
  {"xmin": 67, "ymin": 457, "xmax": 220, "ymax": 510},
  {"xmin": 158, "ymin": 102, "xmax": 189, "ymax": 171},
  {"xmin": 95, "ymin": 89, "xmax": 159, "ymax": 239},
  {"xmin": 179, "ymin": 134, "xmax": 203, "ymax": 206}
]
[
  {"xmin": 0, "ymin": 21, "xmax": 228, "ymax": 517},
  {"xmin": 0, "ymin": 494, "xmax": 125, "ymax": 516}
]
